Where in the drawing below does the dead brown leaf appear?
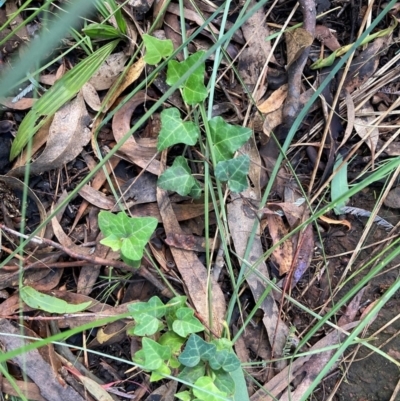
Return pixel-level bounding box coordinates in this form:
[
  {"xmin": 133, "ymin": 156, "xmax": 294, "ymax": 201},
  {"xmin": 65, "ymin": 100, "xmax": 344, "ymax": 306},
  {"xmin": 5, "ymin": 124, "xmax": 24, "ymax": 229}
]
[
  {"xmin": 257, "ymin": 84, "xmax": 288, "ymax": 114},
  {"xmin": 354, "ymin": 103, "xmax": 379, "ymax": 154},
  {"xmin": 315, "ymin": 25, "xmax": 341, "ymax": 51},
  {"xmin": 8, "ymin": 92, "xmax": 91, "ymax": 177},
  {"xmin": 157, "ymin": 150, "xmax": 226, "ymax": 336},
  {"xmin": 285, "ymin": 28, "xmax": 313, "ymax": 68},
  {"xmin": 0, "ymin": 97, "xmax": 36, "ymax": 110},
  {"xmin": 319, "ymin": 214, "xmax": 352, "ymax": 229}
]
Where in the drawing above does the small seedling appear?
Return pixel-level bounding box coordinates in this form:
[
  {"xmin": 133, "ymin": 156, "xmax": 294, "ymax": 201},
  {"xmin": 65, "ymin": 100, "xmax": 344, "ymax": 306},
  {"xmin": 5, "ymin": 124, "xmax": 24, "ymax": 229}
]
[{"xmin": 98, "ymin": 211, "xmax": 158, "ymax": 267}]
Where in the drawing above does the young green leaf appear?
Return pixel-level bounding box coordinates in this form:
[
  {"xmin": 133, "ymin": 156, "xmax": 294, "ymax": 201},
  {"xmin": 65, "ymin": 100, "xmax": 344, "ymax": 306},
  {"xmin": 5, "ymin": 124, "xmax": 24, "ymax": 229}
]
[
  {"xmin": 178, "ymin": 334, "xmax": 216, "ymax": 367},
  {"xmin": 159, "ymin": 331, "xmax": 186, "ymax": 354},
  {"xmin": 193, "ymin": 376, "xmax": 227, "ymax": 401},
  {"xmin": 166, "ymin": 295, "xmax": 187, "ymax": 329},
  {"xmin": 166, "ymin": 51, "xmax": 207, "ymax": 105},
  {"xmin": 215, "ymin": 155, "xmax": 250, "ymax": 193},
  {"xmin": 10, "ymin": 41, "xmax": 118, "ymax": 160},
  {"xmin": 175, "ymin": 390, "xmax": 192, "ymax": 401},
  {"xmin": 157, "ymin": 108, "xmax": 200, "ymax": 151},
  {"xmin": 98, "ymin": 211, "xmax": 157, "ymax": 264},
  {"xmin": 208, "ymin": 117, "xmax": 252, "ymax": 162},
  {"xmin": 138, "ymin": 338, "xmax": 171, "ymax": 371},
  {"xmin": 213, "ymin": 370, "xmax": 236, "ymax": 396},
  {"xmin": 208, "ymin": 350, "xmax": 241, "ymax": 372},
  {"xmin": 128, "ymin": 296, "xmax": 166, "ymax": 336},
  {"xmin": 20, "ymin": 286, "xmax": 91, "ymax": 314},
  {"xmin": 150, "ymin": 362, "xmax": 171, "ymax": 382},
  {"xmin": 178, "ymin": 363, "xmax": 206, "ymax": 384},
  {"xmin": 157, "ymin": 156, "xmax": 197, "ymax": 196},
  {"xmin": 331, "ymin": 153, "xmax": 349, "ymax": 215},
  {"xmin": 143, "ymin": 34, "xmax": 174, "ymax": 65},
  {"xmin": 172, "ymin": 307, "xmax": 204, "ymax": 337}
]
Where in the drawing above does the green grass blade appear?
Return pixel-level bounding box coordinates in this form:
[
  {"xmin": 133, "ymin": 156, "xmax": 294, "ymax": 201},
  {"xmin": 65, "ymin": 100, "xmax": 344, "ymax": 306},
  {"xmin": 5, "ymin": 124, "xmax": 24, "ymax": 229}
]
[{"xmin": 10, "ymin": 40, "xmax": 118, "ymax": 160}]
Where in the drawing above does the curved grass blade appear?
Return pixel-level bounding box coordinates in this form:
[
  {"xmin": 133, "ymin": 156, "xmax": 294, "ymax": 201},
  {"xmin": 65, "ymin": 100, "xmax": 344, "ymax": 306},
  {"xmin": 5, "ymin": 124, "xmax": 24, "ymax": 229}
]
[{"xmin": 10, "ymin": 40, "xmax": 118, "ymax": 160}]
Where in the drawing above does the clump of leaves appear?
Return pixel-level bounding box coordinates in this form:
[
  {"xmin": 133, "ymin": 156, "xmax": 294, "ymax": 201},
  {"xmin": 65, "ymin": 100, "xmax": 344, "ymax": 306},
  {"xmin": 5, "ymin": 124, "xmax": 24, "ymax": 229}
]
[
  {"xmin": 128, "ymin": 296, "xmax": 240, "ymax": 401},
  {"xmin": 142, "ymin": 35, "xmax": 252, "ymax": 195},
  {"xmin": 98, "ymin": 211, "xmax": 158, "ymax": 268}
]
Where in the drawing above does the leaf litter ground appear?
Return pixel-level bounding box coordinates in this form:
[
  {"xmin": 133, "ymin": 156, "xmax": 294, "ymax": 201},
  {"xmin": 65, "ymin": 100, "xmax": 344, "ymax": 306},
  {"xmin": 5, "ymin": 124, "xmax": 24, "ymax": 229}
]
[{"xmin": 1, "ymin": 0, "xmax": 400, "ymax": 400}]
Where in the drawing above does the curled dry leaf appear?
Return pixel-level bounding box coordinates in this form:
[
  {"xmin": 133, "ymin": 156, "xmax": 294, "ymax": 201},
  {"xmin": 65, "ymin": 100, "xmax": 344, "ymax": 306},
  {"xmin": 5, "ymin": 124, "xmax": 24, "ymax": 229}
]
[
  {"xmin": 7, "ymin": 92, "xmax": 91, "ymax": 177},
  {"xmin": 315, "ymin": 25, "xmax": 341, "ymax": 51},
  {"xmin": 354, "ymin": 103, "xmax": 379, "ymax": 154},
  {"xmin": 112, "ymin": 91, "xmax": 161, "ymax": 175},
  {"xmin": 89, "ymin": 51, "xmax": 128, "ymax": 90},
  {"xmin": 319, "ymin": 214, "xmax": 351, "ymax": 229},
  {"xmin": 257, "ymin": 84, "xmax": 288, "ymax": 114},
  {"xmin": 0, "ymin": 97, "xmax": 36, "ymax": 110}
]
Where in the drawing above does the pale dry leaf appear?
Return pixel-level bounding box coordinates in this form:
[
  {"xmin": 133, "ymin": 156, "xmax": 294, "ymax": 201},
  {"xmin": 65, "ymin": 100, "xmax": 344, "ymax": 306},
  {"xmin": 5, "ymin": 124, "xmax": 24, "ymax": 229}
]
[
  {"xmin": 354, "ymin": 103, "xmax": 379, "ymax": 153},
  {"xmin": 82, "ymin": 82, "xmax": 102, "ymax": 111},
  {"xmin": 338, "ymin": 90, "xmax": 355, "ymax": 149},
  {"xmin": 319, "ymin": 214, "xmax": 351, "ymax": 229},
  {"xmin": 227, "ymin": 192, "xmax": 289, "ymax": 370},
  {"xmin": 8, "ymin": 92, "xmax": 91, "ymax": 177},
  {"xmin": 103, "ymin": 57, "xmax": 145, "ymax": 111},
  {"xmin": 257, "ymin": 84, "xmax": 288, "ymax": 114},
  {"xmin": 285, "ymin": 28, "xmax": 313, "ymax": 68},
  {"xmin": 89, "ymin": 51, "xmax": 128, "ymax": 90}
]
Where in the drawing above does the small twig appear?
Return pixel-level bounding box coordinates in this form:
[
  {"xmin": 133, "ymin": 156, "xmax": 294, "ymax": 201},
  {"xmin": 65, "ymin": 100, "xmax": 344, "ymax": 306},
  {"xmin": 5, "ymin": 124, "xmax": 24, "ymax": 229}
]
[{"xmin": 0, "ymin": 224, "xmax": 174, "ymax": 298}]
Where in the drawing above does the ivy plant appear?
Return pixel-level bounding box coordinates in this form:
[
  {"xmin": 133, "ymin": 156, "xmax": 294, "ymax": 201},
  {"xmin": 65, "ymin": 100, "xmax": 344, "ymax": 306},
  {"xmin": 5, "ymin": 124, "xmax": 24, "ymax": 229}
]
[
  {"xmin": 98, "ymin": 211, "xmax": 158, "ymax": 268},
  {"xmin": 128, "ymin": 296, "xmax": 240, "ymax": 401},
  {"xmin": 142, "ymin": 35, "xmax": 252, "ymax": 195}
]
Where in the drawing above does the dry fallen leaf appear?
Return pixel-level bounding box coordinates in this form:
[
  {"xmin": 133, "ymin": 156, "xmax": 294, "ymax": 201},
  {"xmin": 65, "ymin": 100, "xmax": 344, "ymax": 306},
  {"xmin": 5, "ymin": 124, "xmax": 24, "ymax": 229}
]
[
  {"xmin": 319, "ymin": 214, "xmax": 352, "ymax": 229},
  {"xmin": 82, "ymin": 82, "xmax": 102, "ymax": 111},
  {"xmin": 89, "ymin": 51, "xmax": 128, "ymax": 90},
  {"xmin": 354, "ymin": 103, "xmax": 379, "ymax": 154},
  {"xmin": 285, "ymin": 27, "xmax": 313, "ymax": 68},
  {"xmin": 315, "ymin": 25, "xmax": 341, "ymax": 51},
  {"xmin": 8, "ymin": 92, "xmax": 91, "ymax": 177},
  {"xmin": 257, "ymin": 84, "xmax": 288, "ymax": 114}
]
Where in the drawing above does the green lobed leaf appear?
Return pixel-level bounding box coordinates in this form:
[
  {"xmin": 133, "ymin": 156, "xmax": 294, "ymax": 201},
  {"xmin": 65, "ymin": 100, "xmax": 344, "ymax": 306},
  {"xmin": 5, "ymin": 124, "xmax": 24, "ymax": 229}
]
[
  {"xmin": 159, "ymin": 331, "xmax": 186, "ymax": 355},
  {"xmin": 178, "ymin": 334, "xmax": 216, "ymax": 367},
  {"xmin": 20, "ymin": 286, "xmax": 91, "ymax": 314},
  {"xmin": 215, "ymin": 155, "xmax": 250, "ymax": 193},
  {"xmin": 150, "ymin": 362, "xmax": 171, "ymax": 382},
  {"xmin": 98, "ymin": 211, "xmax": 158, "ymax": 263},
  {"xmin": 172, "ymin": 307, "xmax": 204, "ymax": 337},
  {"xmin": 166, "ymin": 295, "xmax": 187, "ymax": 329},
  {"xmin": 143, "ymin": 34, "xmax": 174, "ymax": 65},
  {"xmin": 209, "ymin": 350, "xmax": 241, "ymax": 372},
  {"xmin": 166, "ymin": 51, "xmax": 207, "ymax": 105},
  {"xmin": 140, "ymin": 338, "xmax": 171, "ymax": 371},
  {"xmin": 178, "ymin": 363, "xmax": 206, "ymax": 384},
  {"xmin": 331, "ymin": 153, "xmax": 349, "ymax": 215},
  {"xmin": 175, "ymin": 391, "xmax": 192, "ymax": 401},
  {"xmin": 193, "ymin": 376, "xmax": 227, "ymax": 401},
  {"xmin": 10, "ymin": 41, "xmax": 118, "ymax": 160},
  {"xmin": 128, "ymin": 296, "xmax": 166, "ymax": 336},
  {"xmin": 157, "ymin": 156, "xmax": 197, "ymax": 196},
  {"xmin": 157, "ymin": 108, "xmax": 200, "ymax": 151},
  {"xmin": 213, "ymin": 370, "xmax": 235, "ymax": 396},
  {"xmin": 208, "ymin": 117, "xmax": 252, "ymax": 163}
]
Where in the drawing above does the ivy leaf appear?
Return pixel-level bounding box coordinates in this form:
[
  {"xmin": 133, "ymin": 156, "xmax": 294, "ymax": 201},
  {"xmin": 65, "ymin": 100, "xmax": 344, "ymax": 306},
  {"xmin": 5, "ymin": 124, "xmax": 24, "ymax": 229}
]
[
  {"xmin": 157, "ymin": 156, "xmax": 196, "ymax": 196},
  {"xmin": 193, "ymin": 376, "xmax": 227, "ymax": 401},
  {"xmin": 165, "ymin": 296, "xmax": 187, "ymax": 329},
  {"xmin": 166, "ymin": 51, "xmax": 207, "ymax": 105},
  {"xmin": 98, "ymin": 211, "xmax": 157, "ymax": 264},
  {"xmin": 215, "ymin": 155, "xmax": 250, "ymax": 193},
  {"xmin": 159, "ymin": 331, "xmax": 186, "ymax": 355},
  {"xmin": 189, "ymin": 180, "xmax": 202, "ymax": 199},
  {"xmin": 140, "ymin": 338, "xmax": 171, "ymax": 370},
  {"xmin": 172, "ymin": 307, "xmax": 204, "ymax": 337},
  {"xmin": 150, "ymin": 362, "xmax": 171, "ymax": 382},
  {"xmin": 209, "ymin": 349, "xmax": 241, "ymax": 372},
  {"xmin": 158, "ymin": 108, "xmax": 200, "ymax": 151},
  {"xmin": 213, "ymin": 370, "xmax": 236, "ymax": 396},
  {"xmin": 128, "ymin": 296, "xmax": 166, "ymax": 336},
  {"xmin": 175, "ymin": 391, "xmax": 192, "ymax": 401},
  {"xmin": 209, "ymin": 117, "xmax": 252, "ymax": 162},
  {"xmin": 178, "ymin": 362, "xmax": 206, "ymax": 384},
  {"xmin": 20, "ymin": 286, "xmax": 91, "ymax": 314},
  {"xmin": 178, "ymin": 334, "xmax": 216, "ymax": 367},
  {"xmin": 143, "ymin": 34, "xmax": 174, "ymax": 65}
]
